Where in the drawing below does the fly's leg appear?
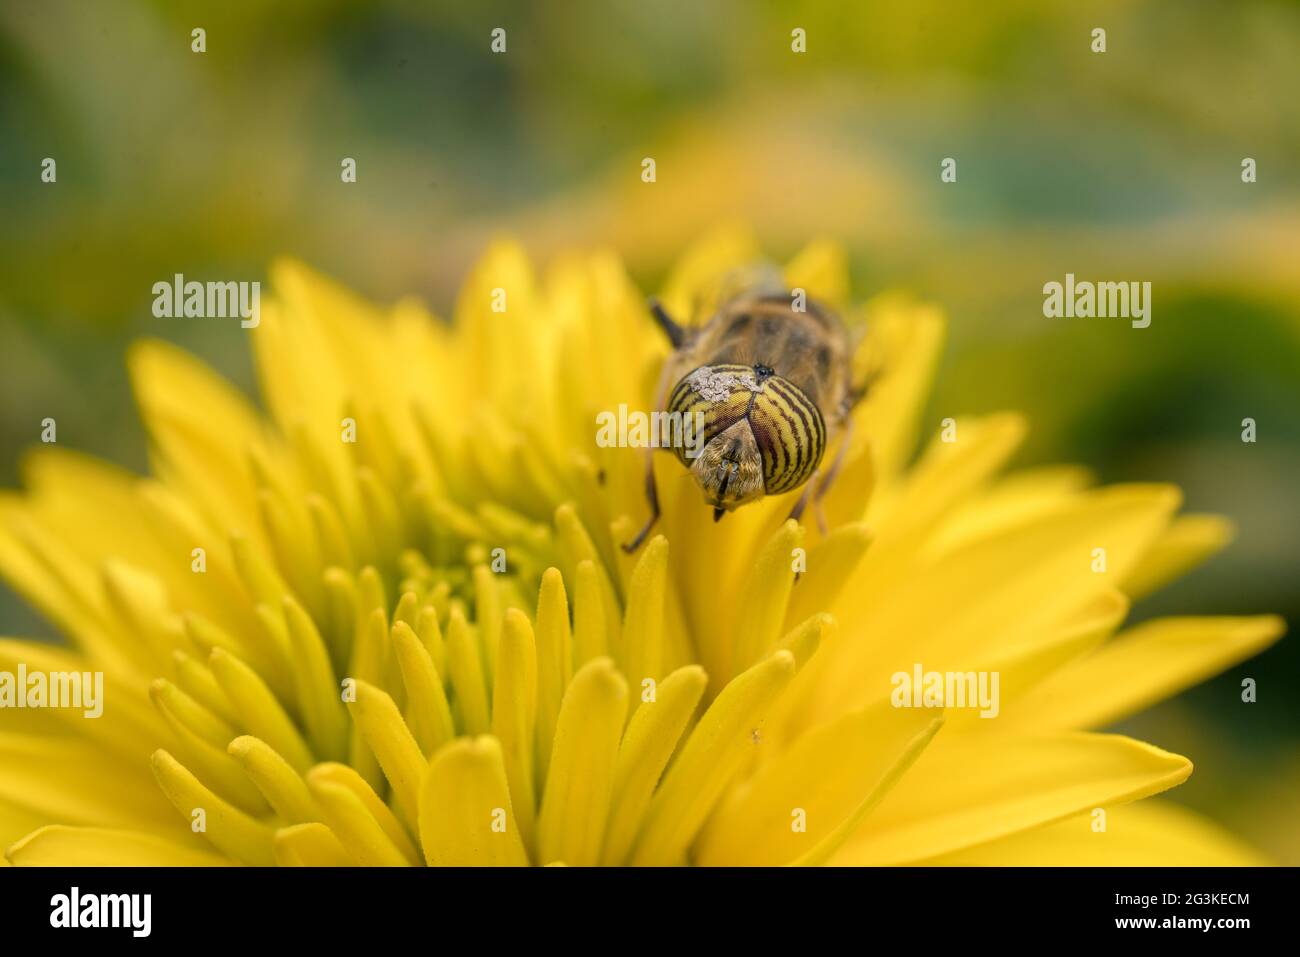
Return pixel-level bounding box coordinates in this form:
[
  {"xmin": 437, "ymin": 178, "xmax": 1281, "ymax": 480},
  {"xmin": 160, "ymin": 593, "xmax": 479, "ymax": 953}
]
[
  {"xmin": 787, "ymin": 473, "xmax": 819, "ymax": 526},
  {"xmin": 784, "ymin": 475, "xmax": 820, "ymax": 583},
  {"xmin": 809, "ymin": 415, "xmax": 854, "ymax": 534},
  {"xmin": 622, "ymin": 449, "xmax": 660, "ymax": 552},
  {"xmin": 623, "ymin": 319, "xmax": 679, "ymax": 552},
  {"xmin": 786, "ymin": 415, "xmax": 854, "ymax": 536}
]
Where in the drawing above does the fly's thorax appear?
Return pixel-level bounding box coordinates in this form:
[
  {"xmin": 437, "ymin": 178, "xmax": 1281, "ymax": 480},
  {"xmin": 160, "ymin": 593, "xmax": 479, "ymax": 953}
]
[
  {"xmin": 686, "ymin": 293, "xmax": 852, "ymax": 420},
  {"xmin": 666, "ymin": 363, "xmax": 827, "ymax": 510}
]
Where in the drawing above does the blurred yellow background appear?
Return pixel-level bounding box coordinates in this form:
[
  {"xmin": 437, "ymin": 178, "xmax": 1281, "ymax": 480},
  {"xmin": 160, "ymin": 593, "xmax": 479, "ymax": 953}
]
[{"xmin": 1, "ymin": 0, "xmax": 1298, "ymax": 859}]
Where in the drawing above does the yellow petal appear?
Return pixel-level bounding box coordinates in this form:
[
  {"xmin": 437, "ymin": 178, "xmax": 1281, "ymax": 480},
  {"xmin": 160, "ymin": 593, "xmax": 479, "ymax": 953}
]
[
  {"xmin": 416, "ymin": 603, "xmax": 447, "ymax": 674},
  {"xmin": 943, "ymin": 587, "xmax": 1129, "ymax": 730},
  {"xmin": 0, "ymin": 802, "xmax": 58, "ymax": 857},
  {"xmin": 472, "ymin": 564, "xmax": 503, "ymax": 680},
  {"xmin": 267, "ymin": 260, "xmax": 428, "ymax": 464},
  {"xmin": 7, "ymin": 825, "xmax": 231, "ymax": 867},
  {"xmin": 730, "ymin": 520, "xmax": 804, "ymax": 678},
  {"xmin": 493, "ymin": 609, "xmax": 539, "ymax": 852},
  {"xmin": 149, "ymin": 678, "xmax": 236, "ymax": 751},
  {"xmin": 0, "ymin": 733, "xmax": 179, "ymax": 841},
  {"xmin": 832, "ymin": 733, "xmax": 1192, "ymax": 864},
  {"xmin": 307, "ymin": 762, "xmax": 419, "ymax": 865},
  {"xmin": 0, "ymin": 640, "xmax": 158, "ymax": 754},
  {"xmin": 1121, "ymin": 514, "xmax": 1234, "ymax": 601},
  {"xmin": 658, "ymin": 222, "xmax": 761, "ymax": 322},
  {"xmin": 621, "ymin": 535, "xmax": 669, "ymax": 685},
  {"xmin": 101, "ymin": 560, "xmax": 185, "ymax": 665},
  {"xmin": 762, "ymin": 614, "xmax": 834, "ymax": 747},
  {"xmin": 230, "ymin": 533, "xmax": 292, "ymax": 613},
  {"xmin": 149, "ymin": 679, "xmax": 269, "ymax": 814},
  {"xmin": 812, "ymin": 484, "xmax": 1182, "ymax": 727},
  {"xmin": 0, "ymin": 503, "xmax": 138, "ymax": 675},
  {"xmin": 17, "ymin": 447, "xmax": 251, "ymax": 637},
  {"xmin": 150, "ymin": 749, "xmax": 276, "ymax": 866},
  {"xmin": 537, "ymin": 658, "xmax": 628, "ymax": 866},
  {"xmin": 602, "ymin": 665, "xmax": 707, "ymax": 865},
  {"xmin": 453, "ymin": 240, "xmax": 541, "ymax": 412},
  {"xmin": 256, "ymin": 486, "xmax": 324, "ymax": 617},
  {"xmin": 356, "ymin": 468, "xmax": 404, "ymax": 573},
  {"xmin": 171, "ymin": 649, "xmax": 237, "ymax": 726},
  {"xmin": 390, "ymin": 621, "xmax": 456, "ymax": 756},
  {"xmin": 127, "ymin": 339, "xmax": 267, "ymax": 549},
  {"xmin": 790, "ymin": 717, "xmax": 943, "ymax": 867},
  {"xmin": 783, "ymin": 239, "xmax": 850, "ymax": 306},
  {"xmin": 696, "ymin": 698, "xmax": 942, "ymax": 866},
  {"xmin": 572, "ymin": 559, "xmax": 609, "ymax": 667},
  {"xmin": 821, "ymin": 436, "xmax": 877, "ymax": 531},
  {"xmin": 785, "ymin": 522, "xmax": 872, "ymax": 628},
  {"xmin": 927, "ymin": 464, "xmax": 1094, "ymax": 556},
  {"xmin": 852, "ymin": 297, "xmax": 945, "ymax": 483},
  {"xmin": 307, "ymin": 775, "xmax": 411, "ymax": 867},
  {"xmin": 282, "ymin": 594, "xmax": 349, "ymax": 760},
  {"xmin": 920, "ymin": 800, "xmax": 1270, "ymax": 866},
  {"xmin": 1010, "ymin": 615, "xmax": 1286, "ymax": 732},
  {"xmin": 227, "ymin": 735, "xmax": 317, "ymax": 824},
  {"xmin": 419, "ymin": 736, "xmax": 529, "ymax": 866},
  {"xmin": 554, "ymin": 504, "xmax": 622, "ymax": 651},
  {"xmin": 272, "ymin": 822, "xmax": 352, "ymax": 867},
  {"xmin": 631, "ymin": 650, "xmax": 797, "ymax": 866},
  {"xmin": 871, "ymin": 412, "xmax": 1028, "ymax": 548},
  {"xmin": 208, "ymin": 646, "xmax": 313, "ymax": 773},
  {"xmin": 345, "ymin": 680, "xmax": 425, "ymax": 827},
  {"xmin": 183, "ymin": 611, "xmax": 286, "ymax": 703},
  {"xmin": 533, "ymin": 567, "xmax": 571, "ymax": 786},
  {"xmin": 345, "ymin": 605, "xmax": 389, "ymax": 790},
  {"xmin": 307, "ymin": 493, "xmax": 356, "ymax": 573},
  {"xmin": 445, "ymin": 605, "xmax": 492, "ymax": 735},
  {"xmin": 250, "ymin": 272, "xmax": 347, "ymax": 442}
]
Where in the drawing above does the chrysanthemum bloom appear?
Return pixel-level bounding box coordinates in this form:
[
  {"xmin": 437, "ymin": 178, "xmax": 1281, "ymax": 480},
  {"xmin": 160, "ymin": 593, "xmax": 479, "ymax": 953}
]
[{"xmin": 0, "ymin": 232, "xmax": 1283, "ymax": 866}]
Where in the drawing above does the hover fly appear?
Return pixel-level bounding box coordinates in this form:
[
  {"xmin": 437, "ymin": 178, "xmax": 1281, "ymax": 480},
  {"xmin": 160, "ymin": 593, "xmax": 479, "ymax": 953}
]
[{"xmin": 623, "ymin": 271, "xmax": 862, "ymax": 551}]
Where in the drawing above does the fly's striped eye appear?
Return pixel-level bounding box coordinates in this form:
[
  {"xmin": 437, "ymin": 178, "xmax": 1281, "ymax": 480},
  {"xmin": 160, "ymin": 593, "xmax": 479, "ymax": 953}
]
[
  {"xmin": 746, "ymin": 375, "xmax": 824, "ymax": 494},
  {"xmin": 665, "ymin": 365, "xmax": 754, "ymax": 467},
  {"xmin": 667, "ymin": 364, "xmax": 825, "ymax": 495}
]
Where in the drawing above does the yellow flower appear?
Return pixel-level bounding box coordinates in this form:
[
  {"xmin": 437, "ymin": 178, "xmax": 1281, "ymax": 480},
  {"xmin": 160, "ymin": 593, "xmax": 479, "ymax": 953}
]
[{"xmin": 0, "ymin": 229, "xmax": 1284, "ymax": 866}]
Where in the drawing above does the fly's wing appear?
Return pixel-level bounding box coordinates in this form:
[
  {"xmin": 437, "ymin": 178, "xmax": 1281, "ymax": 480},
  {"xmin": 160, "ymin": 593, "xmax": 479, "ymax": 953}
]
[
  {"xmin": 690, "ymin": 261, "xmax": 787, "ymax": 325},
  {"xmin": 843, "ymin": 306, "xmax": 887, "ymax": 412}
]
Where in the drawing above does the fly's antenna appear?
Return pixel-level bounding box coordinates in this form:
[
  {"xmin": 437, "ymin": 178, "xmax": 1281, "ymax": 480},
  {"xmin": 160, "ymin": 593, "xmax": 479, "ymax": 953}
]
[{"xmin": 648, "ymin": 297, "xmax": 686, "ymax": 348}]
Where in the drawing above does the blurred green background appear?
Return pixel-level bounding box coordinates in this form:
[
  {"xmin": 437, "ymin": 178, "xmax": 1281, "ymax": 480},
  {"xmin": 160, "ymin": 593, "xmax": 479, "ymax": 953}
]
[{"xmin": 2, "ymin": 0, "xmax": 1298, "ymax": 859}]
